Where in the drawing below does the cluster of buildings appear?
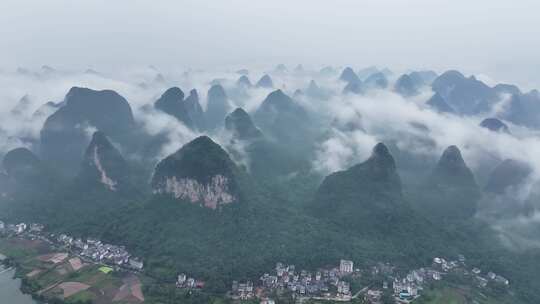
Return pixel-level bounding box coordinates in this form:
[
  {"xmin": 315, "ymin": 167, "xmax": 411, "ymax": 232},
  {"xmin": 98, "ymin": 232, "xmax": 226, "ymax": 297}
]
[
  {"xmin": 390, "ymin": 267, "xmax": 443, "ymax": 301},
  {"xmin": 363, "ymin": 256, "xmax": 511, "ymax": 303},
  {"xmin": 0, "ymin": 220, "xmax": 144, "ymax": 272},
  {"xmin": 56, "ymin": 234, "xmax": 144, "ymax": 271},
  {"xmin": 230, "ymin": 259, "xmax": 356, "ymax": 301},
  {"xmin": 432, "ymin": 256, "xmax": 508, "ymax": 288},
  {"xmin": 59, "ymin": 235, "xmax": 141, "ymax": 270},
  {"xmin": 0, "ymin": 221, "xmax": 44, "ymax": 235},
  {"xmin": 176, "ymin": 273, "xmax": 205, "ymax": 289},
  {"xmin": 471, "ymin": 267, "xmax": 509, "ymax": 288},
  {"xmin": 0, "ymin": 220, "xmax": 513, "ymax": 303}
]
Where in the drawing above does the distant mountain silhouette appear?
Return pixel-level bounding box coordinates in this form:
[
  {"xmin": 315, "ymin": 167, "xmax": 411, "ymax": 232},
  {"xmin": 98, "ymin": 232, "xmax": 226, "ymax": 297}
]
[
  {"xmin": 339, "ymin": 67, "xmax": 361, "ymax": 84},
  {"xmin": 432, "ymin": 70, "xmax": 497, "ymax": 115},
  {"xmin": 256, "ymin": 74, "xmax": 274, "ymax": 88},
  {"xmin": 225, "ymin": 108, "xmax": 263, "ymax": 141},
  {"xmin": 485, "ymin": 159, "xmax": 531, "ymax": 194},
  {"xmin": 480, "ymin": 118, "xmax": 510, "ymax": 133},
  {"xmin": 394, "ymin": 74, "xmax": 419, "ymax": 97},
  {"xmin": 206, "ymin": 84, "xmax": 231, "ymax": 130}
]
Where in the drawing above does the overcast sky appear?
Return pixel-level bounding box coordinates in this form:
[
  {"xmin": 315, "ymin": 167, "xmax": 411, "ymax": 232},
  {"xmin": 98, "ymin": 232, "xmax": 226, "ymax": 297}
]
[{"xmin": 1, "ymin": 0, "xmax": 539, "ymax": 88}]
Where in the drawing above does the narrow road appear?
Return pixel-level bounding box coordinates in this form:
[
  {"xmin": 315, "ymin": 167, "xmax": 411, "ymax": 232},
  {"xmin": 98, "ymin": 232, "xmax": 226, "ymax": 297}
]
[{"xmin": 352, "ymin": 286, "xmax": 368, "ymax": 299}]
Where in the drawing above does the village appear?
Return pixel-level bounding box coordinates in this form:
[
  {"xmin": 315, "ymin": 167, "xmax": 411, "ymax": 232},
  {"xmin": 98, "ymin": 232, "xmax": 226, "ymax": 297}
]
[
  {"xmin": 227, "ymin": 255, "xmax": 511, "ymax": 304},
  {"xmin": 0, "ymin": 219, "xmax": 511, "ymax": 304},
  {"xmin": 0, "ymin": 220, "xmax": 144, "ymax": 272}
]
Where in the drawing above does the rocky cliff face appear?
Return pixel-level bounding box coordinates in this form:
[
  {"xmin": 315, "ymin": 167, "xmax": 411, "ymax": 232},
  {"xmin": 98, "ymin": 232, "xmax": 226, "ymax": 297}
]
[
  {"xmin": 151, "ymin": 136, "xmax": 240, "ymax": 209},
  {"xmin": 154, "ymin": 174, "xmax": 235, "ymax": 209},
  {"xmin": 79, "ymin": 131, "xmax": 129, "ymax": 191}
]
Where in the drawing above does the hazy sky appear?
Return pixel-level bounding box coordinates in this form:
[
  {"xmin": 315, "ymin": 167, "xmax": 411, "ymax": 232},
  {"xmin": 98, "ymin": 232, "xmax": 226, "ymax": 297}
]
[{"xmin": 1, "ymin": 0, "xmax": 539, "ymax": 88}]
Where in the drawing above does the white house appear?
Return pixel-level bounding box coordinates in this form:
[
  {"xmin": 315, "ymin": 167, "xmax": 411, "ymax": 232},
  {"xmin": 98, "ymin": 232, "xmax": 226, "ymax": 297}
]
[{"xmin": 340, "ymin": 259, "xmax": 354, "ymax": 273}]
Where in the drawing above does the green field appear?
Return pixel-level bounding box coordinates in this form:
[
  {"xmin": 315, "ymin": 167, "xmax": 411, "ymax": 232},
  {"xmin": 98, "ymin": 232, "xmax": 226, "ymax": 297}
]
[{"xmin": 99, "ymin": 266, "xmax": 113, "ymax": 274}]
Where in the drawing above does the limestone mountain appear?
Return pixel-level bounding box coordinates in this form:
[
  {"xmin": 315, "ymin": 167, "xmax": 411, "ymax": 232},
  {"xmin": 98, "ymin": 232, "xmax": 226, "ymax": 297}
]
[
  {"xmin": 154, "ymin": 87, "xmax": 206, "ymax": 131},
  {"xmin": 431, "ymin": 146, "xmax": 477, "ymax": 188},
  {"xmin": 357, "ymin": 66, "xmax": 379, "ymax": 80},
  {"xmin": 343, "ymin": 80, "xmax": 364, "ymax": 95},
  {"xmin": 314, "ymin": 143, "xmax": 406, "ymax": 230},
  {"xmin": 394, "ymin": 74, "xmax": 419, "ymax": 97},
  {"xmin": 256, "ymin": 74, "xmax": 274, "ymax": 88},
  {"xmin": 184, "ymin": 89, "xmax": 206, "ymax": 131},
  {"xmin": 418, "ymin": 146, "xmax": 481, "ymax": 220},
  {"xmin": 154, "ymin": 73, "xmax": 166, "ymax": 84},
  {"xmin": 32, "ymin": 101, "xmax": 62, "ymax": 121},
  {"xmin": 339, "ymin": 67, "xmax": 360, "ymax": 84},
  {"xmin": 225, "ymin": 108, "xmax": 263, "ymax": 141},
  {"xmin": 493, "ymin": 83, "xmax": 521, "ymax": 96},
  {"xmin": 236, "ymin": 69, "xmax": 249, "ymax": 75},
  {"xmin": 310, "ymin": 143, "xmax": 438, "ymax": 242},
  {"xmin": 206, "ymin": 84, "xmax": 231, "ymax": 130},
  {"xmin": 3, "ymin": 147, "xmax": 42, "ymax": 181},
  {"xmin": 305, "ymin": 80, "xmax": 326, "ymax": 99},
  {"xmin": 253, "ymin": 89, "xmax": 310, "ymax": 145},
  {"xmin": 409, "ymin": 70, "xmax": 438, "ymax": 86},
  {"xmin": 500, "ymin": 91, "xmax": 540, "ymax": 129},
  {"xmin": 0, "ymin": 172, "xmax": 10, "ymax": 198},
  {"xmin": 237, "ymin": 75, "xmax": 253, "ymax": 88},
  {"xmin": 40, "ymin": 87, "xmax": 135, "ymax": 174},
  {"xmin": 151, "ymin": 136, "xmax": 241, "ymax": 209},
  {"xmin": 431, "ymin": 70, "xmax": 497, "ymax": 115},
  {"xmin": 319, "ymin": 66, "xmax": 337, "ymax": 77},
  {"xmin": 1, "ymin": 147, "xmax": 52, "ymax": 196},
  {"xmin": 485, "ymin": 159, "xmax": 531, "ymax": 194},
  {"xmin": 275, "ymin": 64, "xmax": 288, "ymax": 73},
  {"xmin": 426, "ymin": 92, "xmax": 455, "ymax": 114},
  {"xmin": 154, "ymin": 87, "xmax": 190, "ymax": 124},
  {"xmin": 364, "ymin": 72, "xmax": 389, "ymax": 89},
  {"xmin": 10, "ymin": 95, "xmax": 33, "ymax": 118},
  {"xmin": 293, "ymin": 89, "xmax": 303, "ymax": 99},
  {"xmin": 480, "ymin": 118, "xmax": 510, "ymax": 133},
  {"xmin": 79, "ymin": 131, "xmax": 130, "ymax": 192}
]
